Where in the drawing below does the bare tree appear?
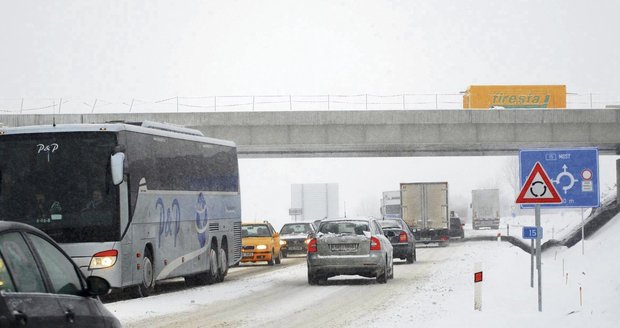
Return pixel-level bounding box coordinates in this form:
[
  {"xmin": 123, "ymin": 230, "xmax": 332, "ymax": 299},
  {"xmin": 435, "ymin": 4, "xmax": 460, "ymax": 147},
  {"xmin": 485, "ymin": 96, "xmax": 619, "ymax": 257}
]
[{"xmin": 502, "ymin": 156, "xmax": 520, "ymax": 199}]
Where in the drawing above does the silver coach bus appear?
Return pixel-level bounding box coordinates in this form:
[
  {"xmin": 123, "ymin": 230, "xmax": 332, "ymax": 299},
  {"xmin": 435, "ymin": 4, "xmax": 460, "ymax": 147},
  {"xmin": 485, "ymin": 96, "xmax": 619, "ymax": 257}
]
[{"xmin": 0, "ymin": 121, "xmax": 242, "ymax": 296}]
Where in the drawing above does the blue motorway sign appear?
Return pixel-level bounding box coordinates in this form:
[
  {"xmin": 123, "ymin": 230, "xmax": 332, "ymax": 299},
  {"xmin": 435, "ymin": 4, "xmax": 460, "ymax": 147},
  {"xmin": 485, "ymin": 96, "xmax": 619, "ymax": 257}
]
[
  {"xmin": 519, "ymin": 148, "xmax": 599, "ymax": 208},
  {"xmin": 522, "ymin": 226, "xmax": 542, "ymax": 239}
]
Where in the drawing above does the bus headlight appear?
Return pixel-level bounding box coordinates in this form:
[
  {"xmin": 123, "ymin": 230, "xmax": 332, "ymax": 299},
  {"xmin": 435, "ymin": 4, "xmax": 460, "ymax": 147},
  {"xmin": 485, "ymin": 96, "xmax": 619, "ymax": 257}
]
[
  {"xmin": 89, "ymin": 250, "xmax": 118, "ymax": 270},
  {"xmin": 256, "ymin": 245, "xmax": 267, "ymax": 250}
]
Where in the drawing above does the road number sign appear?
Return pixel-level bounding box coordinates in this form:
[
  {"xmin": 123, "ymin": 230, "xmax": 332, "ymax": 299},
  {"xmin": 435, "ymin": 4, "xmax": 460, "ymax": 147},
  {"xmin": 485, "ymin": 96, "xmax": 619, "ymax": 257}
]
[{"xmin": 522, "ymin": 226, "xmax": 542, "ymax": 239}]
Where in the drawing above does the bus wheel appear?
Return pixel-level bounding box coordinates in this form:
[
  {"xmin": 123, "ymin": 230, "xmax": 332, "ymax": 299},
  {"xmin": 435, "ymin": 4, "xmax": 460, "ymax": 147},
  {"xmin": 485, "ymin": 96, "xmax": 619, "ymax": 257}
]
[
  {"xmin": 207, "ymin": 247, "xmax": 219, "ymax": 284},
  {"xmin": 217, "ymin": 247, "xmax": 228, "ymax": 282},
  {"xmin": 137, "ymin": 248, "xmax": 155, "ymax": 297}
]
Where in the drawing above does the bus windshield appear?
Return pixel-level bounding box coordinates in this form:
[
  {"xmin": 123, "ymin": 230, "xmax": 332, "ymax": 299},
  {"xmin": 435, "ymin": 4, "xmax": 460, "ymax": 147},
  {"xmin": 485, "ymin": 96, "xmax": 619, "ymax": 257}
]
[{"xmin": 0, "ymin": 132, "xmax": 119, "ymax": 243}]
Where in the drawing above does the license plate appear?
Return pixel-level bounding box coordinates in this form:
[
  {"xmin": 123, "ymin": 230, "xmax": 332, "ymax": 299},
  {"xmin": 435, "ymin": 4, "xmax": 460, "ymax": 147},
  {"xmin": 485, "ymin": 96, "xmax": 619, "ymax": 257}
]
[
  {"xmin": 421, "ymin": 238, "xmax": 431, "ymax": 241},
  {"xmin": 330, "ymin": 244, "xmax": 358, "ymax": 252},
  {"xmin": 243, "ymin": 252, "xmax": 253, "ymax": 258},
  {"xmin": 289, "ymin": 246, "xmax": 302, "ymax": 251}
]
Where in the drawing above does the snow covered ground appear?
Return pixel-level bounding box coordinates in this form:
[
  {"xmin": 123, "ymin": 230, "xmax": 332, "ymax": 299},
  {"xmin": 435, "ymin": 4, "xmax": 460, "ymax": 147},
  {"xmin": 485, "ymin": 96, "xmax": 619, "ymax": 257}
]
[
  {"xmin": 384, "ymin": 212, "xmax": 620, "ymax": 328},
  {"xmin": 105, "ymin": 210, "xmax": 620, "ymax": 327},
  {"xmin": 467, "ymin": 210, "xmax": 591, "ymax": 244}
]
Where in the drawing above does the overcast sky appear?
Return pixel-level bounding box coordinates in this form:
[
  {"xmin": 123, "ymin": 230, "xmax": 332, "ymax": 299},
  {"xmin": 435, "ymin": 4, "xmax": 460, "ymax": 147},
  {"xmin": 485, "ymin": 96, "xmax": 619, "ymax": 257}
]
[{"xmin": 1, "ymin": 1, "xmax": 619, "ymax": 227}]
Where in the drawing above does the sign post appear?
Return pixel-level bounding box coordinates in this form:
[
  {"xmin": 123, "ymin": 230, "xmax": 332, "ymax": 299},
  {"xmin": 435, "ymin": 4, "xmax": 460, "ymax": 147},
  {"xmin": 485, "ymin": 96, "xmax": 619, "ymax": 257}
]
[
  {"xmin": 516, "ymin": 159, "xmax": 562, "ymax": 312},
  {"xmin": 530, "ymin": 239, "xmax": 534, "ymax": 288},
  {"xmin": 474, "ymin": 262, "xmax": 482, "ymax": 311},
  {"xmin": 288, "ymin": 208, "xmax": 302, "ymax": 222},
  {"xmin": 535, "ymin": 204, "xmax": 542, "ymax": 312},
  {"xmin": 522, "ymin": 226, "xmax": 542, "ymax": 289}
]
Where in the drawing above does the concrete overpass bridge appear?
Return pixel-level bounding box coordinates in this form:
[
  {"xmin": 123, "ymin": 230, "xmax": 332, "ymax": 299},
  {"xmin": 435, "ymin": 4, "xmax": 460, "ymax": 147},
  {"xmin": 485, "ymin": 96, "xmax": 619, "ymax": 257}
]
[{"xmin": 1, "ymin": 109, "xmax": 619, "ymax": 158}]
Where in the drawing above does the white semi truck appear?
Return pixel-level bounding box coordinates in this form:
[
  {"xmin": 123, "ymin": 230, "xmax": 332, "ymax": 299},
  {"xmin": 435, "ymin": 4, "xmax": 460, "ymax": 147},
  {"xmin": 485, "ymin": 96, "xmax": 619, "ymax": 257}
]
[
  {"xmin": 471, "ymin": 189, "xmax": 500, "ymax": 230},
  {"xmin": 400, "ymin": 182, "xmax": 450, "ymax": 246},
  {"xmin": 380, "ymin": 190, "xmax": 401, "ymax": 219},
  {"xmin": 290, "ymin": 183, "xmax": 339, "ymax": 222}
]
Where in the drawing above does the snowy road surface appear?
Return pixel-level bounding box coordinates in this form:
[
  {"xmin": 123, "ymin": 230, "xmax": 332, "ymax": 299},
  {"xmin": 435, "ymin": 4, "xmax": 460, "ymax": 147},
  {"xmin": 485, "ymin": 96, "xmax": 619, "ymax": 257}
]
[
  {"xmin": 105, "ymin": 213, "xmax": 619, "ymax": 328},
  {"xmin": 105, "ymin": 246, "xmax": 462, "ymax": 328}
]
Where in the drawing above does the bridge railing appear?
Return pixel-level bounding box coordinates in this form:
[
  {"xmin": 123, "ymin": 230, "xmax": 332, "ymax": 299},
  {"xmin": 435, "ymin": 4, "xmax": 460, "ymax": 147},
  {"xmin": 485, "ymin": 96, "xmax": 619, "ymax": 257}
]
[{"xmin": 0, "ymin": 93, "xmax": 618, "ymax": 114}]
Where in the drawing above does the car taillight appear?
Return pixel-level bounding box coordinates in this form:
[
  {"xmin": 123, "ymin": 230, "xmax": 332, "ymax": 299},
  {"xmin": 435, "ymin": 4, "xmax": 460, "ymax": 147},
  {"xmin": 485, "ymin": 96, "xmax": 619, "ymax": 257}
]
[
  {"xmin": 439, "ymin": 236, "xmax": 449, "ymax": 241},
  {"xmin": 399, "ymin": 231, "xmax": 408, "ymax": 243},
  {"xmin": 370, "ymin": 236, "xmax": 381, "ymax": 251},
  {"xmin": 307, "ymin": 238, "xmax": 317, "ymax": 253},
  {"xmin": 89, "ymin": 249, "xmax": 118, "ymax": 270}
]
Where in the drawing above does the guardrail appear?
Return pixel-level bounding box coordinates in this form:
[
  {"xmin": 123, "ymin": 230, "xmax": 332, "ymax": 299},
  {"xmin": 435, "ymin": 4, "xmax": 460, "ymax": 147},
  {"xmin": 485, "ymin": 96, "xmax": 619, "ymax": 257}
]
[{"xmin": 1, "ymin": 93, "xmax": 619, "ymax": 114}]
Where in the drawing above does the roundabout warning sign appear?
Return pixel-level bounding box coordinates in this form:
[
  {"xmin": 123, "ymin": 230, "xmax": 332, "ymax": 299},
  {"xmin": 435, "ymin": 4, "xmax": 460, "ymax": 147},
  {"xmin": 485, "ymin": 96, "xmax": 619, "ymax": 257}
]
[{"xmin": 516, "ymin": 162, "xmax": 562, "ymax": 204}]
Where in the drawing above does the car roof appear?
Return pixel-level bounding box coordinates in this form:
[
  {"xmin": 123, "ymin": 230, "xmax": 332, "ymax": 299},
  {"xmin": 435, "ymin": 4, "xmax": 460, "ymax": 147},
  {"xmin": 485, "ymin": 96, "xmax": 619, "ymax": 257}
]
[
  {"xmin": 319, "ymin": 217, "xmax": 373, "ymax": 223},
  {"xmin": 379, "ymin": 217, "xmax": 403, "ymax": 221},
  {"xmin": 378, "ymin": 219, "xmax": 401, "ymax": 225},
  {"xmin": 0, "ymin": 220, "xmax": 46, "ymax": 234}
]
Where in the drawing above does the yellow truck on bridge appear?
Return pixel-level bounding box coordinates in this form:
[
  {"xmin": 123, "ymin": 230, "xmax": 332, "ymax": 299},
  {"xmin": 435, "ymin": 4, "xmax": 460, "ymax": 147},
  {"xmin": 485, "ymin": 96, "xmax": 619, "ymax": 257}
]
[{"xmin": 463, "ymin": 85, "xmax": 566, "ymax": 109}]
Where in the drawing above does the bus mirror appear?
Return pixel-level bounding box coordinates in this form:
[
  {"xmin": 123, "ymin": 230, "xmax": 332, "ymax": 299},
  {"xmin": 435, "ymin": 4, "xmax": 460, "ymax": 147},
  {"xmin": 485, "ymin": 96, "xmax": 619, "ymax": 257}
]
[{"xmin": 111, "ymin": 152, "xmax": 125, "ymax": 185}]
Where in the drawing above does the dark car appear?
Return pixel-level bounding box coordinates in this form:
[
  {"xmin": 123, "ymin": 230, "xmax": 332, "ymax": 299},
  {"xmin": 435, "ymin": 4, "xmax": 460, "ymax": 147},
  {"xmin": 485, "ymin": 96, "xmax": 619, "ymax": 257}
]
[
  {"xmin": 279, "ymin": 222, "xmax": 316, "ymax": 257},
  {"xmin": 378, "ymin": 218, "xmax": 416, "ymax": 263},
  {"xmin": 449, "ymin": 212, "xmax": 465, "ymax": 239},
  {"xmin": 0, "ymin": 221, "xmax": 120, "ymax": 327}
]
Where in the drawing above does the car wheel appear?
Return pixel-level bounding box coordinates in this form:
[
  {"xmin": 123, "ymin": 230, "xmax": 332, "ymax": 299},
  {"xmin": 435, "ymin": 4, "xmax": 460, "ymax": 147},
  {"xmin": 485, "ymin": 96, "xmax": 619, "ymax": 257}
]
[
  {"xmin": 275, "ymin": 249, "xmax": 282, "ymax": 264},
  {"xmin": 406, "ymin": 250, "xmax": 414, "ymax": 264},
  {"xmin": 267, "ymin": 250, "xmax": 275, "ymax": 266},
  {"xmin": 308, "ymin": 271, "xmax": 319, "ymax": 285},
  {"xmin": 377, "ymin": 259, "xmax": 388, "ymax": 284},
  {"xmin": 135, "ymin": 248, "xmax": 155, "ymax": 297}
]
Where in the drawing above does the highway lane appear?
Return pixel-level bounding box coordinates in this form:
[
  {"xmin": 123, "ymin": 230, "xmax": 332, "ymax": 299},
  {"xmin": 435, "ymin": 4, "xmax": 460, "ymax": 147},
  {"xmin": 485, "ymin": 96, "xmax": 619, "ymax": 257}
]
[{"xmin": 106, "ymin": 246, "xmax": 463, "ymax": 328}]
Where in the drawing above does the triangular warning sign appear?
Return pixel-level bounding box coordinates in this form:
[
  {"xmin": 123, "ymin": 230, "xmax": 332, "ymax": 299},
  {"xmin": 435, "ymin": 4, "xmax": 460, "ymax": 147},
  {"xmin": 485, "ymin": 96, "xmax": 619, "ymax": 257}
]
[{"xmin": 516, "ymin": 162, "xmax": 562, "ymax": 204}]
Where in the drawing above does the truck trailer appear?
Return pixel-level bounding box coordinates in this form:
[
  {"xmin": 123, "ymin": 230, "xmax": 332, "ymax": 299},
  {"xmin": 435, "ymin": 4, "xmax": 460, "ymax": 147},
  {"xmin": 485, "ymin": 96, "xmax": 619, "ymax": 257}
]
[
  {"xmin": 380, "ymin": 190, "xmax": 401, "ymax": 219},
  {"xmin": 471, "ymin": 189, "xmax": 500, "ymax": 230},
  {"xmin": 462, "ymin": 85, "xmax": 566, "ymax": 109},
  {"xmin": 400, "ymin": 182, "xmax": 450, "ymax": 246}
]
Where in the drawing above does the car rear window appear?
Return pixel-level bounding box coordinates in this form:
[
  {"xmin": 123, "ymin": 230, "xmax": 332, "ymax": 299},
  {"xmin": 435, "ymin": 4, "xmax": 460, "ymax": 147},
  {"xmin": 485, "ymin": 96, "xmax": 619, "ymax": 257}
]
[
  {"xmin": 280, "ymin": 224, "xmax": 310, "ymax": 234},
  {"xmin": 319, "ymin": 221, "xmax": 369, "ymax": 235},
  {"xmin": 378, "ymin": 220, "xmax": 401, "ymax": 229}
]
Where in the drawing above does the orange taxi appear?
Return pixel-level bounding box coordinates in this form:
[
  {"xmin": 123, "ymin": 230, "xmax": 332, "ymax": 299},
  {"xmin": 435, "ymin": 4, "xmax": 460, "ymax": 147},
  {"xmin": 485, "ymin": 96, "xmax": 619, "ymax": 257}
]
[{"xmin": 241, "ymin": 222, "xmax": 282, "ymax": 265}]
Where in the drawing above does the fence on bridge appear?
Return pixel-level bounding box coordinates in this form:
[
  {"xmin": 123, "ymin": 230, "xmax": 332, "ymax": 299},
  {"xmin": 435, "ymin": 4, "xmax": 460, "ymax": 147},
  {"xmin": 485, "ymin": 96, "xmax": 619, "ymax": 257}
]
[{"xmin": 1, "ymin": 93, "xmax": 619, "ymax": 115}]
